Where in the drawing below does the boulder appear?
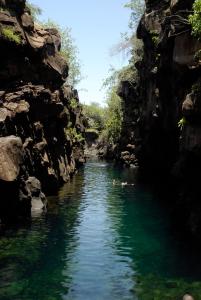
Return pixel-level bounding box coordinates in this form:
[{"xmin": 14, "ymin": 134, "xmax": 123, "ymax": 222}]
[
  {"xmin": 21, "ymin": 12, "xmax": 34, "ymax": 31},
  {"xmin": 45, "ymin": 28, "xmax": 61, "ymax": 51},
  {"xmin": 0, "ymin": 12, "xmax": 16, "ymax": 25},
  {"xmin": 26, "ymin": 176, "xmax": 42, "ymax": 197},
  {"xmin": 44, "ymin": 53, "xmax": 68, "ymax": 81},
  {"xmin": 182, "ymin": 94, "xmax": 194, "ymax": 117},
  {"xmin": 173, "ymin": 32, "xmax": 201, "ymax": 66},
  {"xmin": 25, "ymin": 177, "xmax": 47, "ymax": 213},
  {"xmin": 0, "ymin": 136, "xmax": 23, "ymax": 181},
  {"xmin": 25, "ymin": 29, "xmax": 47, "ymax": 50},
  {"xmin": 0, "ymin": 107, "xmax": 11, "ymax": 122},
  {"xmin": 4, "ymin": 100, "xmax": 29, "ymax": 114}
]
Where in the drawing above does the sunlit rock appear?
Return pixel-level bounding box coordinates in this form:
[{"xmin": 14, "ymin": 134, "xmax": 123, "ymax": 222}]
[{"xmin": 0, "ymin": 136, "xmax": 23, "ymax": 182}]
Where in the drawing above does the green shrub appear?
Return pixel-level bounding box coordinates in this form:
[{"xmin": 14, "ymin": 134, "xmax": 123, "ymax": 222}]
[
  {"xmin": 26, "ymin": 2, "xmax": 42, "ymax": 21},
  {"xmin": 105, "ymin": 89, "xmax": 123, "ymax": 144},
  {"xmin": 189, "ymin": 0, "xmax": 201, "ymax": 37},
  {"xmin": 65, "ymin": 127, "xmax": 84, "ymax": 143},
  {"xmin": 83, "ymin": 102, "xmax": 105, "ymax": 132},
  {"xmin": 69, "ymin": 98, "xmax": 78, "ymax": 109},
  {"xmin": 2, "ymin": 27, "xmax": 21, "ymax": 44},
  {"xmin": 150, "ymin": 30, "xmax": 159, "ymax": 46},
  {"xmin": 194, "ymin": 49, "xmax": 201, "ymax": 62},
  {"xmin": 43, "ymin": 20, "xmax": 82, "ymax": 86},
  {"xmin": 178, "ymin": 117, "xmax": 186, "ymax": 130}
]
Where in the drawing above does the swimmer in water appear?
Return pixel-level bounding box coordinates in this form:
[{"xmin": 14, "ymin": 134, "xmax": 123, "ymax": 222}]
[{"xmin": 113, "ymin": 180, "xmax": 135, "ymax": 187}]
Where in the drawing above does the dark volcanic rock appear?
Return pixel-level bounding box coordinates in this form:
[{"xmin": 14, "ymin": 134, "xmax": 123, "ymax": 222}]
[
  {"xmin": 118, "ymin": 0, "xmax": 201, "ymax": 240},
  {"xmin": 0, "ymin": 1, "xmax": 85, "ymax": 224},
  {"xmin": 0, "ymin": 136, "xmax": 23, "ymax": 181}
]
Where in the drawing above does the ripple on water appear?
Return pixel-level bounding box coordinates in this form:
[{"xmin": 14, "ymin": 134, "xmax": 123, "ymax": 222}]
[{"xmin": 1, "ymin": 162, "xmax": 201, "ymax": 300}]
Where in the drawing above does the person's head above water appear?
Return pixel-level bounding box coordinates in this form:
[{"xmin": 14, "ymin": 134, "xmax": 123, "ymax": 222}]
[{"xmin": 183, "ymin": 294, "xmax": 194, "ymax": 300}]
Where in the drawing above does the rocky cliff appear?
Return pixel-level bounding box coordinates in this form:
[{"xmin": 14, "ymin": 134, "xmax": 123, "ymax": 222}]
[
  {"xmin": 0, "ymin": 0, "xmax": 86, "ymax": 224},
  {"xmin": 118, "ymin": 0, "xmax": 201, "ymax": 241}
]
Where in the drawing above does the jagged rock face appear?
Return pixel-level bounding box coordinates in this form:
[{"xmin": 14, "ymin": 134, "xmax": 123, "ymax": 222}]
[
  {"xmin": 119, "ymin": 0, "xmax": 201, "ymax": 240},
  {"xmin": 0, "ymin": 136, "xmax": 23, "ymax": 181},
  {"xmin": 117, "ymin": 81, "xmax": 139, "ymax": 167},
  {"xmin": 0, "ymin": 0, "xmax": 85, "ymax": 224},
  {"xmin": 0, "ymin": 7, "xmax": 68, "ymax": 87}
]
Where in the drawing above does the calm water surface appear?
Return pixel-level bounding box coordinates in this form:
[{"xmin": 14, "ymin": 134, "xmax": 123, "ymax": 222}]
[{"xmin": 0, "ymin": 161, "xmax": 201, "ymax": 300}]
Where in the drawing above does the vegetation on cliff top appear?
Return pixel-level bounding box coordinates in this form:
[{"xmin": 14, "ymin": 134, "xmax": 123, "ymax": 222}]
[
  {"xmin": 93, "ymin": 0, "xmax": 144, "ymax": 147},
  {"xmin": 125, "ymin": 0, "xmax": 145, "ymax": 30},
  {"xmin": 27, "ymin": 1, "xmax": 42, "ymax": 20},
  {"xmin": 43, "ymin": 20, "xmax": 82, "ymax": 87},
  {"xmin": 28, "ymin": 2, "xmax": 82, "ymax": 87},
  {"xmin": 83, "ymin": 0, "xmax": 144, "ymax": 148}
]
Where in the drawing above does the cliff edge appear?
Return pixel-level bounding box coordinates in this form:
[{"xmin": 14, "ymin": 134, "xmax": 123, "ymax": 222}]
[
  {"xmin": 118, "ymin": 0, "xmax": 201, "ymax": 241},
  {"xmin": 0, "ymin": 0, "xmax": 86, "ymax": 224}
]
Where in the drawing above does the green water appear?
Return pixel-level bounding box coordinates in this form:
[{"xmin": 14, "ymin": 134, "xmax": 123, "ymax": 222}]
[{"xmin": 1, "ymin": 161, "xmax": 201, "ymax": 300}]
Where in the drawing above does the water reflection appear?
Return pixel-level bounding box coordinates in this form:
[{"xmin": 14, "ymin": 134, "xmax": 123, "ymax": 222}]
[
  {"xmin": 105, "ymin": 165, "xmax": 201, "ymax": 279},
  {"xmin": 62, "ymin": 162, "xmax": 136, "ymax": 300},
  {"xmin": 0, "ymin": 171, "xmax": 85, "ymax": 300},
  {"xmin": 1, "ymin": 162, "xmax": 201, "ymax": 300}
]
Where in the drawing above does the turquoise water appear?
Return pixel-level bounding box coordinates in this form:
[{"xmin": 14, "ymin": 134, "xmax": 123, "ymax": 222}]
[{"xmin": 0, "ymin": 161, "xmax": 201, "ymax": 300}]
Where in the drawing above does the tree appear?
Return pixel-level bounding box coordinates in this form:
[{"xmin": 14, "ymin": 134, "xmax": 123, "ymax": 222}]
[
  {"xmin": 124, "ymin": 0, "xmax": 145, "ymax": 30},
  {"xmin": 104, "ymin": 88, "xmax": 123, "ymax": 144},
  {"xmin": 42, "ymin": 20, "xmax": 82, "ymax": 87},
  {"xmin": 110, "ymin": 0, "xmax": 144, "ymax": 62},
  {"xmin": 27, "ymin": 3, "xmax": 81, "ymax": 87},
  {"xmin": 26, "ymin": 2, "xmax": 42, "ymax": 21},
  {"xmin": 83, "ymin": 102, "xmax": 105, "ymax": 132},
  {"xmin": 102, "ymin": 62, "xmax": 138, "ymax": 94},
  {"xmin": 101, "ymin": 0, "xmax": 145, "ymax": 145}
]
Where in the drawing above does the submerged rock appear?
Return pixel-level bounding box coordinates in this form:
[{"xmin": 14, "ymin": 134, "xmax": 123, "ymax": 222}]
[{"xmin": 25, "ymin": 177, "xmax": 47, "ymax": 213}]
